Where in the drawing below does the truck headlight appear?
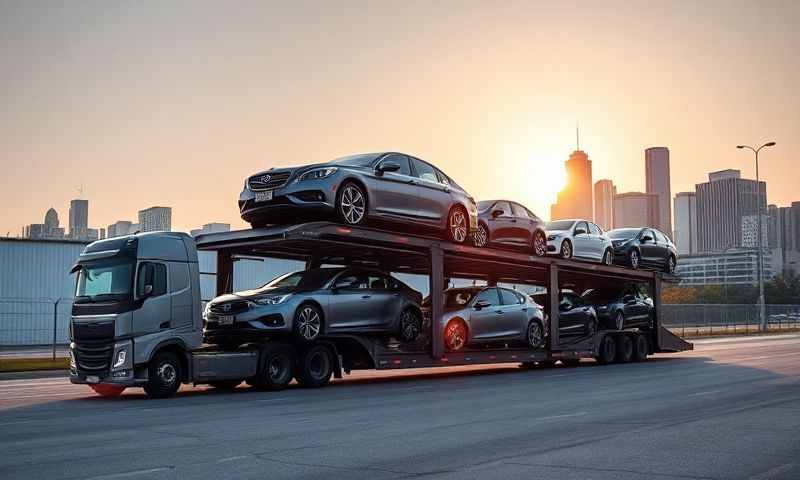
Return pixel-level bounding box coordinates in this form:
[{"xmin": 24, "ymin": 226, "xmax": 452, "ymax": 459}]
[
  {"xmin": 252, "ymin": 294, "xmax": 291, "ymax": 306},
  {"xmin": 296, "ymin": 167, "xmax": 337, "ymax": 182},
  {"xmin": 113, "ymin": 349, "xmax": 127, "ymax": 369}
]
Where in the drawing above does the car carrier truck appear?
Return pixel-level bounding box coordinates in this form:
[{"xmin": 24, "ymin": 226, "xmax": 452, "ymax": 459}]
[{"xmin": 68, "ymin": 222, "xmax": 692, "ymax": 398}]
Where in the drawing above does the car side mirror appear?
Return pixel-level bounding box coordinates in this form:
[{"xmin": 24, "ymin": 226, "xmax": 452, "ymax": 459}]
[
  {"xmin": 474, "ymin": 299, "xmax": 491, "ymax": 310},
  {"xmin": 560, "ymin": 302, "xmax": 572, "ymax": 311},
  {"xmin": 377, "ymin": 162, "xmax": 401, "ymax": 173},
  {"xmin": 491, "ymin": 209, "xmax": 504, "ymax": 218},
  {"xmin": 574, "ymin": 228, "xmax": 587, "ymax": 235},
  {"xmin": 623, "ymin": 294, "xmax": 635, "ymax": 304}
]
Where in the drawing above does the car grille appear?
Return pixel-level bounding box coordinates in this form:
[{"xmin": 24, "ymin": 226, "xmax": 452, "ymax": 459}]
[
  {"xmin": 248, "ymin": 171, "xmax": 292, "ymax": 191},
  {"xmin": 209, "ymin": 300, "xmax": 249, "ymax": 315},
  {"xmin": 74, "ymin": 341, "xmax": 114, "ymax": 375}
]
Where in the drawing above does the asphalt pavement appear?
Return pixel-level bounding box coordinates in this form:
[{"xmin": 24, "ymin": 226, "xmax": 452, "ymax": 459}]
[{"xmin": 1, "ymin": 334, "xmax": 799, "ymax": 480}]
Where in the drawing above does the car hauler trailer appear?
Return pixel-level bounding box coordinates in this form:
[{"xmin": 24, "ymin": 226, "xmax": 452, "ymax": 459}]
[{"xmin": 69, "ymin": 222, "xmax": 692, "ymax": 398}]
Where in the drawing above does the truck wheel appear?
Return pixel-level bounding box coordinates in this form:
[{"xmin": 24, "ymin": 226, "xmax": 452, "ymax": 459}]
[
  {"xmin": 595, "ymin": 335, "xmax": 616, "ymax": 365},
  {"xmin": 208, "ymin": 379, "xmax": 242, "ymax": 390},
  {"xmin": 89, "ymin": 384, "xmax": 126, "ymax": 397},
  {"xmin": 633, "ymin": 334, "xmax": 649, "ymax": 362},
  {"xmin": 143, "ymin": 352, "xmax": 182, "ymax": 399},
  {"xmin": 295, "ymin": 345, "xmax": 333, "ymax": 388},
  {"xmin": 251, "ymin": 347, "xmax": 295, "ymax": 391},
  {"xmin": 617, "ymin": 334, "xmax": 634, "ymax": 363}
]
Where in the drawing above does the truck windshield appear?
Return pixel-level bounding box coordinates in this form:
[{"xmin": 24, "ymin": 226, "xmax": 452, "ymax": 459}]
[{"xmin": 75, "ymin": 260, "xmax": 134, "ymax": 303}]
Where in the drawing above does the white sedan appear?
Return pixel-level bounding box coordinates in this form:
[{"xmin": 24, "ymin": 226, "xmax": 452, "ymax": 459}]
[{"xmin": 545, "ymin": 219, "xmax": 614, "ymax": 265}]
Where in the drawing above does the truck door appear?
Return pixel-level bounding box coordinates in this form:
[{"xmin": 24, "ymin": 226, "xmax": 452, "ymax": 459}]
[
  {"xmin": 132, "ymin": 262, "xmax": 171, "ymax": 334},
  {"xmin": 169, "ymin": 262, "xmax": 193, "ymax": 329}
]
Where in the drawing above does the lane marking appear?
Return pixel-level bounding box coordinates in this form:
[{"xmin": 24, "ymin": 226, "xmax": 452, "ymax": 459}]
[
  {"xmin": 255, "ymin": 397, "xmax": 291, "ymax": 403},
  {"xmin": 537, "ymin": 411, "xmax": 588, "ymax": 421},
  {"xmin": 0, "ymin": 391, "xmax": 85, "ymax": 401},
  {"xmin": 747, "ymin": 462, "xmax": 797, "ymax": 480},
  {"xmin": 84, "ymin": 467, "xmax": 172, "ymax": 479},
  {"xmin": 687, "ymin": 389, "xmax": 722, "ymax": 397},
  {"xmin": 723, "ymin": 351, "xmax": 800, "ymax": 363},
  {"xmin": 216, "ymin": 455, "xmax": 249, "ymax": 463}
]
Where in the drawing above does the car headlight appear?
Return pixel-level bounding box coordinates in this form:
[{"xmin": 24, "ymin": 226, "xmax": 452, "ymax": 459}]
[
  {"xmin": 547, "ymin": 235, "xmax": 559, "ymax": 241},
  {"xmin": 296, "ymin": 167, "xmax": 337, "ymax": 182},
  {"xmin": 252, "ymin": 294, "xmax": 292, "ymax": 306}
]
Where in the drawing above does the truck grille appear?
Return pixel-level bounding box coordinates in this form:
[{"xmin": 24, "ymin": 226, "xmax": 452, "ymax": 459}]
[
  {"xmin": 72, "ymin": 319, "xmax": 114, "ymax": 342},
  {"xmin": 248, "ymin": 171, "xmax": 292, "ymax": 191},
  {"xmin": 74, "ymin": 341, "xmax": 114, "ymax": 374},
  {"xmin": 209, "ymin": 300, "xmax": 249, "ymax": 315}
]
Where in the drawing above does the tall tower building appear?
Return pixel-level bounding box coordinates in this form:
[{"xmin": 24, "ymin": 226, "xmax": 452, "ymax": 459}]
[
  {"xmin": 696, "ymin": 169, "xmax": 766, "ymax": 252},
  {"xmin": 69, "ymin": 199, "xmax": 89, "ymax": 240},
  {"xmin": 138, "ymin": 206, "xmax": 172, "ymax": 232},
  {"xmin": 551, "ymin": 128, "xmax": 593, "ymax": 221},
  {"xmin": 673, "ymin": 192, "xmax": 697, "ymax": 254},
  {"xmin": 593, "ymin": 179, "xmax": 615, "ymax": 231},
  {"xmin": 613, "ymin": 192, "xmax": 659, "ymax": 229},
  {"xmin": 645, "ymin": 147, "xmax": 672, "ymax": 237}
]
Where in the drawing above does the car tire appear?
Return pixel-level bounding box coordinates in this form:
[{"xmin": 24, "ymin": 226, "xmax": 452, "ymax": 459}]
[
  {"xmin": 143, "ymin": 351, "xmax": 182, "ymax": 399},
  {"xmin": 444, "ymin": 318, "xmax": 468, "ymax": 351},
  {"xmin": 446, "ymin": 206, "xmax": 469, "ymax": 244},
  {"xmin": 526, "ymin": 320, "xmax": 545, "ymax": 349},
  {"xmin": 293, "ymin": 304, "xmax": 323, "ymax": 343},
  {"xmin": 615, "ymin": 311, "xmax": 625, "ymax": 331},
  {"xmin": 595, "ymin": 335, "xmax": 616, "ymax": 365},
  {"xmin": 337, "ymin": 182, "xmax": 367, "ymax": 225},
  {"xmin": 294, "ymin": 345, "xmax": 333, "ymax": 388},
  {"xmin": 532, "ymin": 230, "xmax": 547, "ymax": 257},
  {"xmin": 251, "ymin": 346, "xmax": 295, "ymax": 390},
  {"xmin": 665, "ymin": 255, "xmax": 676, "ymax": 274},
  {"xmin": 473, "ymin": 223, "xmax": 489, "ymax": 248},
  {"xmin": 633, "ymin": 334, "xmax": 649, "ymax": 362},
  {"xmin": 602, "ymin": 248, "xmax": 613, "ymax": 266},
  {"xmin": 398, "ymin": 309, "xmax": 422, "ymax": 343},
  {"xmin": 617, "ymin": 334, "xmax": 634, "ymax": 363},
  {"xmin": 629, "ymin": 249, "xmax": 640, "ymax": 269},
  {"xmin": 560, "ymin": 239, "xmax": 573, "ymax": 259},
  {"xmin": 208, "ymin": 379, "xmax": 242, "ymax": 390}
]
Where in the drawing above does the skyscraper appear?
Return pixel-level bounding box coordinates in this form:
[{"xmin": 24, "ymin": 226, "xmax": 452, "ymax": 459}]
[
  {"xmin": 138, "ymin": 206, "xmax": 172, "ymax": 232},
  {"xmin": 69, "ymin": 199, "xmax": 89, "ymax": 240},
  {"xmin": 107, "ymin": 220, "xmax": 133, "ymax": 238},
  {"xmin": 190, "ymin": 222, "xmax": 231, "ymax": 237},
  {"xmin": 673, "ymin": 192, "xmax": 697, "ymax": 254},
  {"xmin": 613, "ymin": 192, "xmax": 659, "ymax": 229},
  {"xmin": 645, "ymin": 147, "xmax": 672, "ymax": 237},
  {"xmin": 551, "ymin": 149, "xmax": 593, "ymax": 220},
  {"xmin": 593, "ymin": 179, "xmax": 615, "ymax": 231},
  {"xmin": 696, "ymin": 169, "xmax": 766, "ymax": 252}
]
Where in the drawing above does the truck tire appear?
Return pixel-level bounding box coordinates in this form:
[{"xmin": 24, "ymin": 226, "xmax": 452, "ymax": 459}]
[
  {"xmin": 595, "ymin": 335, "xmax": 616, "ymax": 365},
  {"xmin": 250, "ymin": 346, "xmax": 295, "ymax": 391},
  {"xmin": 143, "ymin": 351, "xmax": 182, "ymax": 399},
  {"xmin": 633, "ymin": 334, "xmax": 649, "ymax": 362},
  {"xmin": 617, "ymin": 334, "xmax": 634, "ymax": 363},
  {"xmin": 294, "ymin": 345, "xmax": 333, "ymax": 388}
]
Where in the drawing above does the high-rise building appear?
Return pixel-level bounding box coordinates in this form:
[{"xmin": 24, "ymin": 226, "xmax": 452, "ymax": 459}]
[
  {"xmin": 613, "ymin": 192, "xmax": 659, "ymax": 229},
  {"xmin": 190, "ymin": 223, "xmax": 231, "ymax": 237},
  {"xmin": 645, "ymin": 147, "xmax": 672, "ymax": 236},
  {"xmin": 23, "ymin": 207, "xmax": 64, "ymax": 240},
  {"xmin": 138, "ymin": 207, "xmax": 172, "ymax": 232},
  {"xmin": 696, "ymin": 169, "xmax": 766, "ymax": 253},
  {"xmin": 551, "ymin": 149, "xmax": 593, "ymax": 220},
  {"xmin": 673, "ymin": 192, "xmax": 697, "ymax": 254},
  {"xmin": 768, "ymin": 202, "xmax": 800, "ymax": 273},
  {"xmin": 69, "ymin": 199, "xmax": 89, "ymax": 240},
  {"xmin": 675, "ymin": 249, "xmax": 774, "ymax": 286},
  {"xmin": 593, "ymin": 180, "xmax": 615, "ymax": 231},
  {"xmin": 107, "ymin": 220, "xmax": 133, "ymax": 238}
]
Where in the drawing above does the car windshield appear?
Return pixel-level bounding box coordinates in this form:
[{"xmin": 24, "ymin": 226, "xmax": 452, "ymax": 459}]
[
  {"xmin": 331, "ymin": 153, "xmax": 380, "ymax": 167},
  {"xmin": 259, "ymin": 268, "xmax": 344, "ymax": 291},
  {"xmin": 581, "ymin": 288, "xmax": 620, "ymax": 303},
  {"xmin": 477, "ymin": 201, "xmax": 495, "ymax": 212},
  {"xmin": 546, "ymin": 220, "xmax": 575, "ymax": 231},
  {"xmin": 74, "ymin": 259, "xmax": 134, "ymax": 302},
  {"xmin": 608, "ymin": 228, "xmax": 641, "ymax": 240}
]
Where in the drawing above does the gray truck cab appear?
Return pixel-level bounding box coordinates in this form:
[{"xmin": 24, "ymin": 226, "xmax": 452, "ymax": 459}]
[{"xmin": 69, "ymin": 232, "xmax": 203, "ymax": 396}]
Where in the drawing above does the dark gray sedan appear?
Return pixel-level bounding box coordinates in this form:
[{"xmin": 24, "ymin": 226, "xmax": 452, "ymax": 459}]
[
  {"xmin": 425, "ymin": 286, "xmax": 546, "ymax": 352},
  {"xmin": 239, "ymin": 152, "xmax": 478, "ymax": 243},
  {"xmin": 204, "ymin": 267, "xmax": 424, "ymax": 345}
]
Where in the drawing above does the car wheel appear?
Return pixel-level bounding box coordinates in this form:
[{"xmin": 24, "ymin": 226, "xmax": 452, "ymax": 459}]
[
  {"xmin": 293, "ymin": 304, "xmax": 323, "ymax": 343},
  {"xmin": 444, "ymin": 319, "xmax": 468, "ymax": 351},
  {"xmin": 602, "ymin": 248, "xmax": 613, "ymax": 266},
  {"xmin": 615, "ymin": 311, "xmax": 625, "ymax": 331},
  {"xmin": 595, "ymin": 335, "xmax": 616, "ymax": 365},
  {"xmin": 629, "ymin": 249, "xmax": 640, "ymax": 269},
  {"xmin": 337, "ymin": 182, "xmax": 367, "ymax": 225},
  {"xmin": 398, "ymin": 309, "xmax": 422, "ymax": 343},
  {"xmin": 633, "ymin": 334, "xmax": 649, "ymax": 362},
  {"xmin": 532, "ymin": 230, "xmax": 547, "ymax": 257},
  {"xmin": 208, "ymin": 379, "xmax": 242, "ymax": 390},
  {"xmin": 294, "ymin": 345, "xmax": 333, "ymax": 388},
  {"xmin": 526, "ymin": 320, "xmax": 545, "ymax": 349},
  {"xmin": 447, "ymin": 207, "xmax": 469, "ymax": 244},
  {"xmin": 473, "ymin": 223, "xmax": 489, "ymax": 247},
  {"xmin": 143, "ymin": 351, "xmax": 181, "ymax": 399},
  {"xmin": 560, "ymin": 239, "xmax": 573, "ymax": 259},
  {"xmin": 617, "ymin": 335, "xmax": 634, "ymax": 363},
  {"xmin": 89, "ymin": 384, "xmax": 126, "ymax": 397},
  {"xmin": 665, "ymin": 255, "xmax": 676, "ymax": 274}
]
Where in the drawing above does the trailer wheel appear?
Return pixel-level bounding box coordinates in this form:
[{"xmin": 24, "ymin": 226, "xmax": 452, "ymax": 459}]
[
  {"xmin": 208, "ymin": 379, "xmax": 242, "ymax": 390},
  {"xmin": 633, "ymin": 334, "xmax": 649, "ymax": 362},
  {"xmin": 89, "ymin": 384, "xmax": 126, "ymax": 397},
  {"xmin": 295, "ymin": 345, "xmax": 333, "ymax": 388},
  {"xmin": 251, "ymin": 346, "xmax": 295, "ymax": 391},
  {"xmin": 143, "ymin": 351, "xmax": 182, "ymax": 399},
  {"xmin": 595, "ymin": 335, "xmax": 616, "ymax": 365},
  {"xmin": 617, "ymin": 334, "xmax": 634, "ymax": 363}
]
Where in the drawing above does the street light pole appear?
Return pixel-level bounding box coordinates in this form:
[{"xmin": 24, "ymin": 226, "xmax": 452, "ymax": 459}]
[{"xmin": 737, "ymin": 141, "xmax": 776, "ymax": 332}]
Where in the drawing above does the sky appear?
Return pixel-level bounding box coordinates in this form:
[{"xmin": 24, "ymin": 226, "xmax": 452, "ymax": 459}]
[{"xmin": 1, "ymin": 0, "xmax": 798, "ymax": 235}]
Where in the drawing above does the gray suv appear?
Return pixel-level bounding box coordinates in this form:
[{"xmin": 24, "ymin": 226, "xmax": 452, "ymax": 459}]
[
  {"xmin": 239, "ymin": 152, "xmax": 478, "ymax": 243},
  {"xmin": 204, "ymin": 267, "xmax": 424, "ymax": 346}
]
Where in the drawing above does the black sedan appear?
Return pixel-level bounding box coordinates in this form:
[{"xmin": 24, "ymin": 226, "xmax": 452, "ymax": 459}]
[
  {"xmin": 532, "ymin": 291, "xmax": 597, "ymax": 340},
  {"xmin": 581, "ymin": 285, "xmax": 654, "ymax": 331},
  {"xmin": 472, "ymin": 200, "xmax": 547, "ymax": 256},
  {"xmin": 608, "ymin": 227, "xmax": 677, "ymax": 273}
]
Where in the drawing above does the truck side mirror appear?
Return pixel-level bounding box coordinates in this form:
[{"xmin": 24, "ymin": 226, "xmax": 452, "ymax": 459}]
[
  {"xmin": 143, "ymin": 284, "xmax": 154, "ymax": 297},
  {"xmin": 138, "ymin": 263, "xmax": 155, "ymax": 298}
]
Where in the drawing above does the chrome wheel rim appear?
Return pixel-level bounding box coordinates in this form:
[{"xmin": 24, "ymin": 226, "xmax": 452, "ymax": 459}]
[
  {"xmin": 340, "ymin": 185, "xmax": 365, "ymax": 224},
  {"xmin": 298, "ymin": 307, "xmax": 321, "ymax": 340},
  {"xmin": 561, "ymin": 241, "xmax": 571, "ymax": 258},
  {"xmin": 474, "ymin": 224, "xmax": 488, "ymax": 247},
  {"xmin": 449, "ymin": 209, "xmax": 467, "ymax": 243},
  {"xmin": 604, "ymin": 250, "xmax": 612, "ymax": 265},
  {"xmin": 534, "ymin": 232, "xmax": 546, "ymax": 256},
  {"xmin": 445, "ymin": 322, "xmax": 466, "ymax": 350},
  {"xmin": 158, "ymin": 362, "xmax": 177, "ymax": 385},
  {"xmin": 528, "ymin": 322, "xmax": 543, "ymax": 348},
  {"xmin": 630, "ymin": 251, "xmax": 639, "ymax": 268},
  {"xmin": 400, "ymin": 311, "xmax": 419, "ymax": 342}
]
